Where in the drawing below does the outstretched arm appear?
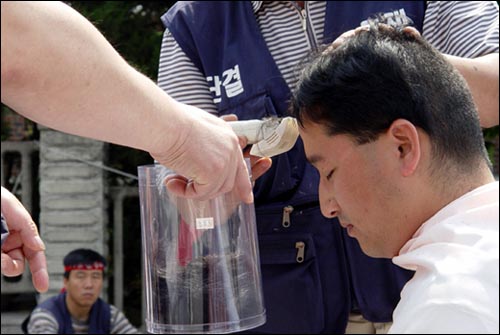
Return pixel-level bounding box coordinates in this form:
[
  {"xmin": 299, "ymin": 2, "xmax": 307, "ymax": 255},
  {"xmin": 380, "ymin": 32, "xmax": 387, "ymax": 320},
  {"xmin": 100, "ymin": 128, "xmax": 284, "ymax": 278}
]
[
  {"xmin": 445, "ymin": 53, "xmax": 499, "ymax": 128},
  {"xmin": 1, "ymin": 1, "xmax": 253, "ymax": 202}
]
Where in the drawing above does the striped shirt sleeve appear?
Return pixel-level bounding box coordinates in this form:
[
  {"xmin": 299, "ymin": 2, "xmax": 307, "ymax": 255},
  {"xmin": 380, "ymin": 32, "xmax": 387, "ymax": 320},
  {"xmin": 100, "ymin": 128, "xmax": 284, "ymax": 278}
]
[
  {"xmin": 110, "ymin": 305, "xmax": 140, "ymax": 334},
  {"xmin": 27, "ymin": 308, "xmax": 59, "ymax": 334},
  {"xmin": 423, "ymin": 1, "xmax": 499, "ymax": 57},
  {"xmin": 157, "ymin": 29, "xmax": 218, "ymax": 115}
]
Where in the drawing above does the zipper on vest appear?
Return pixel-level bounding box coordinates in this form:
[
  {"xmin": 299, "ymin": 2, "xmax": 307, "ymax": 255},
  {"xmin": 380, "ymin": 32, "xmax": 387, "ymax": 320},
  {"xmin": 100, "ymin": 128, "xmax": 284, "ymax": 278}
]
[
  {"xmin": 295, "ymin": 241, "xmax": 305, "ymax": 263},
  {"xmin": 291, "ymin": 2, "xmax": 317, "ymax": 50},
  {"xmin": 282, "ymin": 205, "xmax": 294, "ymax": 228},
  {"xmin": 300, "ymin": 8, "xmax": 307, "ymax": 31}
]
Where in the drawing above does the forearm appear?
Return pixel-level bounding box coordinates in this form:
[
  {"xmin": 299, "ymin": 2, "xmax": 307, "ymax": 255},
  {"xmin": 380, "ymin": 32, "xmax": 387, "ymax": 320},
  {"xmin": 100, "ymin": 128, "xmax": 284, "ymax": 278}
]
[
  {"xmin": 1, "ymin": 1, "xmax": 183, "ymax": 154},
  {"xmin": 445, "ymin": 53, "xmax": 499, "ymax": 128}
]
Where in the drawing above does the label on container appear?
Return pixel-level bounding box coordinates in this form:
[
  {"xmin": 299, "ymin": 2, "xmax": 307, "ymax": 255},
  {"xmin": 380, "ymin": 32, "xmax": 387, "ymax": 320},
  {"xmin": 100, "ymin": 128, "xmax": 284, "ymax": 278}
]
[{"xmin": 196, "ymin": 217, "xmax": 214, "ymax": 230}]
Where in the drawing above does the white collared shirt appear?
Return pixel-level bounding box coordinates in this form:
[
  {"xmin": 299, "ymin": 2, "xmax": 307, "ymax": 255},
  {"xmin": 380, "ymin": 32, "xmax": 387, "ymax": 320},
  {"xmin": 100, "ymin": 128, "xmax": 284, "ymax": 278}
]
[{"xmin": 391, "ymin": 182, "xmax": 499, "ymax": 334}]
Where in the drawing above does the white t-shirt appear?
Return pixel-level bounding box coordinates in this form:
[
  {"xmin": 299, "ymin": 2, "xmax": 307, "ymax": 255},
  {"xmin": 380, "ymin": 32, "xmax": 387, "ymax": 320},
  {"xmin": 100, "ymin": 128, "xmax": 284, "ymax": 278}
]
[{"xmin": 390, "ymin": 182, "xmax": 499, "ymax": 334}]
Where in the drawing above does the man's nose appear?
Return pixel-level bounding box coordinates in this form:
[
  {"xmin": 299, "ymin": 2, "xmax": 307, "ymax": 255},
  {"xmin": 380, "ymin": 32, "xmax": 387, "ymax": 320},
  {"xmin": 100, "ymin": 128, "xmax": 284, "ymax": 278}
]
[
  {"xmin": 320, "ymin": 199, "xmax": 339, "ymax": 218},
  {"xmin": 319, "ymin": 182, "xmax": 339, "ymax": 218},
  {"xmin": 83, "ymin": 277, "xmax": 94, "ymax": 287}
]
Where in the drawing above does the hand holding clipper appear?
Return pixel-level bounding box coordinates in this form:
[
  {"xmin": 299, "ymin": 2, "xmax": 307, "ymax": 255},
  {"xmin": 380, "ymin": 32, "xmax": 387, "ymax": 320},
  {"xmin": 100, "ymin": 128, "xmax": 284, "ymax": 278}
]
[{"xmin": 229, "ymin": 117, "xmax": 299, "ymax": 157}]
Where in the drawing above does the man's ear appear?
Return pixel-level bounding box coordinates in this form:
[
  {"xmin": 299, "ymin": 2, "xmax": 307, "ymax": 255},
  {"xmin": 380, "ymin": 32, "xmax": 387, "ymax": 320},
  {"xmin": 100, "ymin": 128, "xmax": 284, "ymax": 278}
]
[{"xmin": 388, "ymin": 119, "xmax": 421, "ymax": 177}]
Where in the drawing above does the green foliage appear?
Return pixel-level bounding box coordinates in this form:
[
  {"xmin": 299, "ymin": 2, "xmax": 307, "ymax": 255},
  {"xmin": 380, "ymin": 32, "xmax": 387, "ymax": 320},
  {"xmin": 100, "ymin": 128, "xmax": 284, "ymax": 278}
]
[
  {"xmin": 66, "ymin": 1, "xmax": 175, "ymax": 81},
  {"xmin": 1, "ymin": 106, "xmax": 12, "ymax": 141},
  {"xmin": 483, "ymin": 126, "xmax": 499, "ymax": 174},
  {"xmin": 1, "ymin": 104, "xmax": 37, "ymax": 141}
]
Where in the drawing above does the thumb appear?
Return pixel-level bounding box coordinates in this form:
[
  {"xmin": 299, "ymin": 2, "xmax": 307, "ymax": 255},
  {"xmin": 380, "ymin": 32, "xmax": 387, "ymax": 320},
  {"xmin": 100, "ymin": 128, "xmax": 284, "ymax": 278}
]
[{"xmin": 1, "ymin": 251, "xmax": 24, "ymax": 277}]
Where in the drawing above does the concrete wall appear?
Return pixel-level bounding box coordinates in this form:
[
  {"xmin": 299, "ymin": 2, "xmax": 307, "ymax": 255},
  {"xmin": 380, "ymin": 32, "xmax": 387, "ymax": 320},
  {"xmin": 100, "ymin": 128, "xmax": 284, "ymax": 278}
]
[{"xmin": 38, "ymin": 127, "xmax": 107, "ymax": 301}]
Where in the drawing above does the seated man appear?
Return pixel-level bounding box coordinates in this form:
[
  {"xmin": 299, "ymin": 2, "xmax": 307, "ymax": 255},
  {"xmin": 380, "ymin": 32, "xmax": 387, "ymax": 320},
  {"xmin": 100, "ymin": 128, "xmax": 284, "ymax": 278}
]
[
  {"xmin": 25, "ymin": 248, "xmax": 139, "ymax": 334},
  {"xmin": 290, "ymin": 23, "xmax": 499, "ymax": 334}
]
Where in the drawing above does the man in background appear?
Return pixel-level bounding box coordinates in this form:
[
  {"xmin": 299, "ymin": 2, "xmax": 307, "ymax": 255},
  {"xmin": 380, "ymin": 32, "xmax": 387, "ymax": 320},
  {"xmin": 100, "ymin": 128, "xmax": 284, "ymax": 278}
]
[{"xmin": 25, "ymin": 248, "xmax": 139, "ymax": 334}]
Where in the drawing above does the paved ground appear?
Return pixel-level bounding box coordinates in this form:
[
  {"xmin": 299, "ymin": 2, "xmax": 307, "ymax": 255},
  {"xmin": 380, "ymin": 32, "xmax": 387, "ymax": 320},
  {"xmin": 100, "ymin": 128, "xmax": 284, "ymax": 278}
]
[
  {"xmin": 1, "ymin": 311, "xmax": 30, "ymax": 334},
  {"xmin": 1, "ymin": 291, "xmax": 36, "ymax": 334}
]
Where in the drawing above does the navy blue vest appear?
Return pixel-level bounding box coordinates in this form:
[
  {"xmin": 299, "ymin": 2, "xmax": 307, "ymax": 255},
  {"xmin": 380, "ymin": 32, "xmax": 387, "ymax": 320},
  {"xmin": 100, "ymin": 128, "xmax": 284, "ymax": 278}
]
[
  {"xmin": 36, "ymin": 293, "xmax": 110, "ymax": 334},
  {"xmin": 162, "ymin": 2, "xmax": 423, "ymax": 333}
]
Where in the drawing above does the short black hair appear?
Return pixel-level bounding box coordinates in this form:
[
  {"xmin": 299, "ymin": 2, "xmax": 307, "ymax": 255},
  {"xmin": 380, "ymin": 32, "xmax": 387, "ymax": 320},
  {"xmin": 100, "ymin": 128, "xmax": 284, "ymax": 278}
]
[
  {"xmin": 290, "ymin": 23, "xmax": 490, "ymax": 175},
  {"xmin": 63, "ymin": 248, "xmax": 106, "ymax": 279}
]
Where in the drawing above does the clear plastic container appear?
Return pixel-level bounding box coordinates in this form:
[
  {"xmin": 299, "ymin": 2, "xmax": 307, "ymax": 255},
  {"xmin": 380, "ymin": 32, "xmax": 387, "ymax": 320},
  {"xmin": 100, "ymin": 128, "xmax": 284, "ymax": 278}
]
[{"xmin": 138, "ymin": 164, "xmax": 266, "ymax": 334}]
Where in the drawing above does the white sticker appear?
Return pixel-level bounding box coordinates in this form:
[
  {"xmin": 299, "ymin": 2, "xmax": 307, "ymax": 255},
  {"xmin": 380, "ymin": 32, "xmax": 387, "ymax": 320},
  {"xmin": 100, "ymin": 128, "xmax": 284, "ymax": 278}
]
[{"xmin": 196, "ymin": 217, "xmax": 214, "ymax": 230}]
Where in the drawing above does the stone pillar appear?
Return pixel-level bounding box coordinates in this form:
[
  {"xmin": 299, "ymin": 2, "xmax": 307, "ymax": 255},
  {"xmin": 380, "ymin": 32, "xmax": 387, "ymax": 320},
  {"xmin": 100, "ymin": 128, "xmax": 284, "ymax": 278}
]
[{"xmin": 38, "ymin": 127, "xmax": 107, "ymax": 301}]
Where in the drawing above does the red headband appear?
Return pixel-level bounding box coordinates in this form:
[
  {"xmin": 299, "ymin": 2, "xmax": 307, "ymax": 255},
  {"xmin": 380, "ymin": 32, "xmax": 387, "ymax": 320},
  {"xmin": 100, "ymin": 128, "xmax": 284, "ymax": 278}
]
[{"xmin": 64, "ymin": 261, "xmax": 105, "ymax": 272}]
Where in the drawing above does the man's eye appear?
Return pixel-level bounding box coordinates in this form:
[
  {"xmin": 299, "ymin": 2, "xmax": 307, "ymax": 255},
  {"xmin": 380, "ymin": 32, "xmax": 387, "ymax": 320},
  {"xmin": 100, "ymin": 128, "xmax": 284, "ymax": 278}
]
[{"xmin": 326, "ymin": 169, "xmax": 334, "ymax": 181}]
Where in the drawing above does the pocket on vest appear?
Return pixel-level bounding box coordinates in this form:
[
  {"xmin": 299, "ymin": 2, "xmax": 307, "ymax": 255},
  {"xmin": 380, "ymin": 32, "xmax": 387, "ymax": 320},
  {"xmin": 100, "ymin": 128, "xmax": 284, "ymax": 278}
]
[{"xmin": 254, "ymin": 233, "xmax": 325, "ymax": 333}]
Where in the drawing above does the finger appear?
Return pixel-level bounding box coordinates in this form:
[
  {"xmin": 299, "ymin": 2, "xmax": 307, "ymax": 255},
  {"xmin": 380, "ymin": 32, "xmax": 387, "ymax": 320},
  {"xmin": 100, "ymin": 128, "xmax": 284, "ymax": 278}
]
[
  {"xmin": 189, "ymin": 157, "xmax": 239, "ymax": 200},
  {"xmin": 169, "ymin": 176, "xmax": 218, "ymax": 201},
  {"xmin": 402, "ymin": 26, "xmax": 421, "ymax": 38},
  {"xmin": 327, "ymin": 26, "xmax": 370, "ymax": 52},
  {"xmin": 165, "ymin": 174, "xmax": 189, "ymax": 185},
  {"xmin": 354, "ymin": 25, "xmax": 370, "ymax": 34},
  {"xmin": 24, "ymin": 247, "xmax": 49, "ymax": 293},
  {"xmin": 220, "ymin": 115, "xmax": 247, "ymax": 148},
  {"xmin": 165, "ymin": 177, "xmax": 190, "ymax": 197},
  {"xmin": 1, "ymin": 189, "xmax": 45, "ymax": 251},
  {"xmin": 238, "ymin": 136, "xmax": 248, "ymax": 149},
  {"xmin": 18, "ymin": 219, "xmax": 45, "ymax": 252},
  {"xmin": 234, "ymin": 157, "xmax": 254, "ymax": 204},
  {"xmin": 184, "ymin": 181, "xmax": 215, "ymax": 201},
  {"xmin": 1, "ymin": 250, "xmax": 25, "ymax": 277},
  {"xmin": 1, "ymin": 230, "xmax": 22, "ymax": 251},
  {"xmin": 220, "ymin": 114, "xmax": 238, "ymax": 122},
  {"xmin": 210, "ymin": 154, "xmax": 239, "ymax": 197},
  {"xmin": 378, "ymin": 23, "xmax": 394, "ymax": 33},
  {"xmin": 328, "ymin": 30, "xmax": 356, "ymax": 50},
  {"xmin": 1, "ymin": 231, "xmax": 49, "ymax": 292},
  {"xmin": 243, "ymin": 146, "xmax": 252, "ymax": 158},
  {"xmin": 31, "ymin": 266, "xmax": 49, "ymax": 293},
  {"xmin": 251, "ymin": 157, "xmax": 273, "ymax": 181},
  {"xmin": 248, "ymin": 153, "xmax": 261, "ymax": 166}
]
